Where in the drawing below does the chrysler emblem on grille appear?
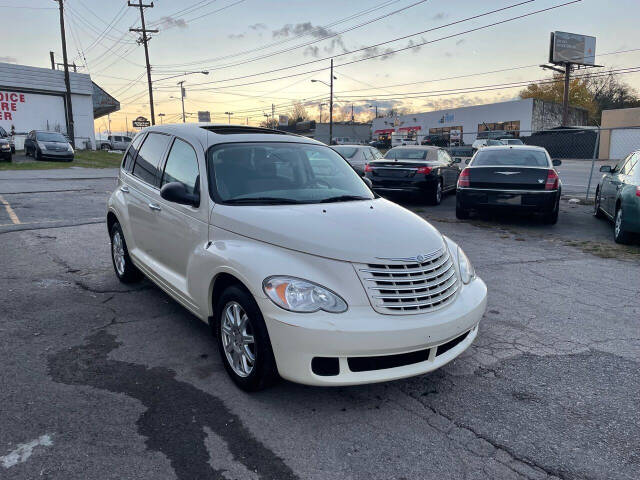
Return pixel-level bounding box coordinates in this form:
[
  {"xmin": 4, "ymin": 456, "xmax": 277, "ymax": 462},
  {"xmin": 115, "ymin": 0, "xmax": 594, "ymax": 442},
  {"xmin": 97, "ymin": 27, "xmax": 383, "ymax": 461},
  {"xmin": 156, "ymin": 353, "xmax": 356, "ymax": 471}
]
[{"xmin": 376, "ymin": 247, "xmax": 444, "ymax": 263}]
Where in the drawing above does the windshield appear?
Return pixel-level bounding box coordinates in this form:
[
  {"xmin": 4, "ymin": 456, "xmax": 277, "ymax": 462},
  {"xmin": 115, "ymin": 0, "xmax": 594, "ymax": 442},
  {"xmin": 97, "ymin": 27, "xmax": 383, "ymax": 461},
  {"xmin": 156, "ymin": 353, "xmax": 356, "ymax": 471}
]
[
  {"xmin": 503, "ymin": 139, "xmax": 524, "ymax": 145},
  {"xmin": 486, "ymin": 140, "xmax": 503, "ymax": 146},
  {"xmin": 331, "ymin": 146, "xmax": 358, "ymax": 158},
  {"xmin": 36, "ymin": 132, "xmax": 67, "ymax": 143},
  {"xmin": 385, "ymin": 148, "xmax": 429, "ymax": 160},
  {"xmin": 473, "ymin": 149, "xmax": 549, "ymax": 167},
  {"xmin": 207, "ymin": 142, "xmax": 374, "ymax": 205}
]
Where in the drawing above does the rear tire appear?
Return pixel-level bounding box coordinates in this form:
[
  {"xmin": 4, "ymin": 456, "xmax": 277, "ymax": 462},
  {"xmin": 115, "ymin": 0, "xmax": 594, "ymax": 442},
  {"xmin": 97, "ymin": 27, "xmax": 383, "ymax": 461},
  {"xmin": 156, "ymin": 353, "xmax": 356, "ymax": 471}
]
[
  {"xmin": 593, "ymin": 188, "xmax": 605, "ymax": 219},
  {"xmin": 214, "ymin": 285, "xmax": 279, "ymax": 391},
  {"xmin": 101, "ymin": 144, "xmax": 110, "ymax": 151},
  {"xmin": 429, "ymin": 179, "xmax": 443, "ymax": 205},
  {"xmin": 614, "ymin": 206, "xmax": 632, "ymax": 244},
  {"xmin": 110, "ymin": 222, "xmax": 143, "ymax": 283},
  {"xmin": 542, "ymin": 199, "xmax": 559, "ymax": 225}
]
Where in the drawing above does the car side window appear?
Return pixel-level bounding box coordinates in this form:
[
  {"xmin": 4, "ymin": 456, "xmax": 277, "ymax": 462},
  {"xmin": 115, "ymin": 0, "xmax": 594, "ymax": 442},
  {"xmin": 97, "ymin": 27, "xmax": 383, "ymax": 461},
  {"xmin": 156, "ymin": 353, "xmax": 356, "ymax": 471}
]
[
  {"xmin": 439, "ymin": 150, "xmax": 452, "ymax": 164},
  {"xmin": 122, "ymin": 134, "xmax": 145, "ymax": 172},
  {"xmin": 132, "ymin": 133, "xmax": 171, "ymax": 186},
  {"xmin": 161, "ymin": 138, "xmax": 200, "ymax": 195},
  {"xmin": 362, "ymin": 149, "xmax": 372, "ymax": 162}
]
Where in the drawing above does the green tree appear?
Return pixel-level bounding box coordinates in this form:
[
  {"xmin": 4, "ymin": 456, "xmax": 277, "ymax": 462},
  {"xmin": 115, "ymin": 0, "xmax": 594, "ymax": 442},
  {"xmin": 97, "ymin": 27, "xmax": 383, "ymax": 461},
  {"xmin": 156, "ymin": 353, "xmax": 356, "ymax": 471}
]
[{"xmin": 520, "ymin": 74, "xmax": 597, "ymax": 120}]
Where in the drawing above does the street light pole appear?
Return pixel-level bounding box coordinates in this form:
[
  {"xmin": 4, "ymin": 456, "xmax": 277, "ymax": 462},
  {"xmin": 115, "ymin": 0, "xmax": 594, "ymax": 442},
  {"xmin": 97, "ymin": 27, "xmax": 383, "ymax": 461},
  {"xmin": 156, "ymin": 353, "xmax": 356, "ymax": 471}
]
[{"xmin": 224, "ymin": 112, "xmax": 233, "ymax": 124}]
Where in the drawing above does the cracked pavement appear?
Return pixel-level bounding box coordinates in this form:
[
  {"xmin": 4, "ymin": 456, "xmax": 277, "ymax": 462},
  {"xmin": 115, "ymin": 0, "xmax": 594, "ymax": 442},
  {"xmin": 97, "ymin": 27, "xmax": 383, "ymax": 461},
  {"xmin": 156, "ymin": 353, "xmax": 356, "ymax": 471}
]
[{"xmin": 1, "ymin": 170, "xmax": 639, "ymax": 480}]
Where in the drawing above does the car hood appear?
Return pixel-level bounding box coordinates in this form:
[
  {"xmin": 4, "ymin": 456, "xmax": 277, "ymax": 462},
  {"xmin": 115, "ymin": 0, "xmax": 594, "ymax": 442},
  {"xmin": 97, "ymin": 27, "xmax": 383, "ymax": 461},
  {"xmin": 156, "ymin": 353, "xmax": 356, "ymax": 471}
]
[{"xmin": 211, "ymin": 198, "xmax": 445, "ymax": 263}]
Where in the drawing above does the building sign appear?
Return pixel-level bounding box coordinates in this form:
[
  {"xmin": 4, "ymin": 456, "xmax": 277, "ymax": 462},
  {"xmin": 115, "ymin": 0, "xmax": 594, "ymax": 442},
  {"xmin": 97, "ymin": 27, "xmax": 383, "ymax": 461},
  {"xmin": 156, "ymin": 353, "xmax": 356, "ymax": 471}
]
[
  {"xmin": 198, "ymin": 111, "xmax": 211, "ymax": 122},
  {"xmin": 0, "ymin": 91, "xmax": 66, "ymax": 134},
  {"xmin": 549, "ymin": 31, "xmax": 596, "ymax": 66},
  {"xmin": 132, "ymin": 116, "xmax": 151, "ymax": 128},
  {"xmin": 0, "ymin": 92, "xmax": 25, "ymax": 121}
]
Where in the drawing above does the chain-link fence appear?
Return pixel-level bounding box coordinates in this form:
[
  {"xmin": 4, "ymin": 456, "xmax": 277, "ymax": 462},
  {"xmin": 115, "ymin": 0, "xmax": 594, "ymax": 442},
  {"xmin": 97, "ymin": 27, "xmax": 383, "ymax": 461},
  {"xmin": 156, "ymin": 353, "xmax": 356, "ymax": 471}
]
[{"xmin": 391, "ymin": 126, "xmax": 640, "ymax": 198}]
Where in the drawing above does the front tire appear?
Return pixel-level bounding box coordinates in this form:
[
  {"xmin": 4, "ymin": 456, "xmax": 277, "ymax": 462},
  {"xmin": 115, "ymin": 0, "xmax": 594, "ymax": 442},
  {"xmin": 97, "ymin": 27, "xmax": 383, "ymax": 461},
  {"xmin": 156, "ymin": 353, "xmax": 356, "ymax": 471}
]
[
  {"xmin": 215, "ymin": 285, "xmax": 279, "ymax": 391},
  {"xmin": 34, "ymin": 148, "xmax": 42, "ymax": 161},
  {"xmin": 593, "ymin": 188, "xmax": 605, "ymax": 219},
  {"xmin": 614, "ymin": 206, "xmax": 632, "ymax": 244},
  {"xmin": 110, "ymin": 222, "xmax": 143, "ymax": 283}
]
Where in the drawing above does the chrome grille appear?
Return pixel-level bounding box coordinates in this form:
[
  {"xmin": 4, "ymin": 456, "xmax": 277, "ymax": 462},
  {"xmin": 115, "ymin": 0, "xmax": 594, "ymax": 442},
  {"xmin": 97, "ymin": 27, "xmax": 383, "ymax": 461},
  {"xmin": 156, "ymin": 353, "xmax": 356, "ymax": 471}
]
[{"xmin": 356, "ymin": 248, "xmax": 458, "ymax": 314}]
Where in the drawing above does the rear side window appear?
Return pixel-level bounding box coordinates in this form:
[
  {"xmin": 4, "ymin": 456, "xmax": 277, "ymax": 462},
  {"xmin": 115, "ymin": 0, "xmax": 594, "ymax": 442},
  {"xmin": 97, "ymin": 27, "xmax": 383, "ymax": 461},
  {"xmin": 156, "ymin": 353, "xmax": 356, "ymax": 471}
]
[
  {"xmin": 132, "ymin": 133, "xmax": 171, "ymax": 186},
  {"xmin": 161, "ymin": 138, "xmax": 200, "ymax": 195},
  {"xmin": 122, "ymin": 134, "xmax": 145, "ymax": 172},
  {"xmin": 621, "ymin": 153, "xmax": 638, "ymax": 175},
  {"xmin": 473, "ymin": 149, "xmax": 549, "ymax": 167}
]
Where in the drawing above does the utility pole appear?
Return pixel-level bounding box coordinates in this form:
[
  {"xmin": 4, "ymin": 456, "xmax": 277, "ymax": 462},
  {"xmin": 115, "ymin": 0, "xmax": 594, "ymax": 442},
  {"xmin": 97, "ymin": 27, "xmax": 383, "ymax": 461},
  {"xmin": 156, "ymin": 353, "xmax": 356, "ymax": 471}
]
[
  {"xmin": 562, "ymin": 63, "xmax": 572, "ymax": 126},
  {"xmin": 54, "ymin": 0, "xmax": 75, "ymax": 147},
  {"xmin": 329, "ymin": 58, "xmax": 334, "ymax": 144},
  {"xmin": 50, "ymin": 51, "xmax": 55, "ymax": 70},
  {"xmin": 177, "ymin": 81, "xmax": 186, "ymax": 123},
  {"xmin": 224, "ymin": 112, "xmax": 233, "ymax": 124},
  {"xmin": 272, "ymin": 103, "xmax": 276, "ymax": 129},
  {"xmin": 351, "ymin": 104, "xmax": 354, "ymax": 123},
  {"xmin": 129, "ymin": 1, "xmax": 158, "ymax": 125}
]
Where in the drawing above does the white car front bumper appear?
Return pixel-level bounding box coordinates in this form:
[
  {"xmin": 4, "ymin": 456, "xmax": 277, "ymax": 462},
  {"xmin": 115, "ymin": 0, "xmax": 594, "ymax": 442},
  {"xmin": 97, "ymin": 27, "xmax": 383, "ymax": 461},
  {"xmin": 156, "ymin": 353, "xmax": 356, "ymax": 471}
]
[{"xmin": 258, "ymin": 277, "xmax": 487, "ymax": 386}]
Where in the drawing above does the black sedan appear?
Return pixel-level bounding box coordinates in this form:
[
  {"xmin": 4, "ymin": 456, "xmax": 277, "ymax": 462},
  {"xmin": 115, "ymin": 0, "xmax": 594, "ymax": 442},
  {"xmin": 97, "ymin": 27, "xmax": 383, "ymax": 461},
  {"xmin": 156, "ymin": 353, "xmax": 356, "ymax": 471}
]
[
  {"xmin": 364, "ymin": 146, "xmax": 461, "ymax": 205},
  {"xmin": 456, "ymin": 146, "xmax": 562, "ymax": 224}
]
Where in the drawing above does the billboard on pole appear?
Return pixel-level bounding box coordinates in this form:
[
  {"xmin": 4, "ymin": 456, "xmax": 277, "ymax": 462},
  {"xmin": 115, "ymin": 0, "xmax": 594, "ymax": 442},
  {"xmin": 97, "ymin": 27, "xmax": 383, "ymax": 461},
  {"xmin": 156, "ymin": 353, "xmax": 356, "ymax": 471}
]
[
  {"xmin": 549, "ymin": 31, "xmax": 596, "ymax": 65},
  {"xmin": 278, "ymin": 115, "xmax": 289, "ymax": 126}
]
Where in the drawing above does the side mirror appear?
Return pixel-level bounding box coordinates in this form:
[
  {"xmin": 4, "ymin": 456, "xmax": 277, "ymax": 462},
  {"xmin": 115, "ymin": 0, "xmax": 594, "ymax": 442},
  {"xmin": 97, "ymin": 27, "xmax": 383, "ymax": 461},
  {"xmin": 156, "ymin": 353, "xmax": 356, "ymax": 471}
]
[
  {"xmin": 160, "ymin": 181, "xmax": 200, "ymax": 207},
  {"xmin": 599, "ymin": 165, "xmax": 612, "ymax": 173},
  {"xmin": 363, "ymin": 177, "xmax": 373, "ymax": 189},
  {"xmin": 465, "ymin": 158, "xmax": 472, "ymax": 164},
  {"xmin": 453, "ymin": 158, "xmax": 462, "ymax": 164},
  {"xmin": 552, "ymin": 159, "xmax": 562, "ymax": 167}
]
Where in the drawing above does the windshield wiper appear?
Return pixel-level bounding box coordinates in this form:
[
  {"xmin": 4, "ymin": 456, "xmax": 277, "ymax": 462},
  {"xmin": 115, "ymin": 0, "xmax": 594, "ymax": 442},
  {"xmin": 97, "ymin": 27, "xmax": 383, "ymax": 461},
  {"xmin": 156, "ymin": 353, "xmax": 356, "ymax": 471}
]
[
  {"xmin": 318, "ymin": 195, "xmax": 371, "ymax": 203},
  {"xmin": 225, "ymin": 197, "xmax": 304, "ymax": 205}
]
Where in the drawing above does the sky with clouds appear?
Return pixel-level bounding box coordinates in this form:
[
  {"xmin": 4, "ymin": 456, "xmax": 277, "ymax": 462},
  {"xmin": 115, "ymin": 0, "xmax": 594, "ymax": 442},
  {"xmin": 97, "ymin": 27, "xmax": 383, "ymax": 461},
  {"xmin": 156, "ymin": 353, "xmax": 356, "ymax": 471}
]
[{"xmin": 3, "ymin": 0, "xmax": 640, "ymax": 133}]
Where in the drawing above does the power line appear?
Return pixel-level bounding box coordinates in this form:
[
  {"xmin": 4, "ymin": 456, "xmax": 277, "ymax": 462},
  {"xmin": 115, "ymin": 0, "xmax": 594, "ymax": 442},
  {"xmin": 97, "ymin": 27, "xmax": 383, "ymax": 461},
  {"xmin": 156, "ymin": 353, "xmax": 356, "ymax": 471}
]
[
  {"xmin": 174, "ymin": 0, "xmax": 581, "ymax": 90},
  {"xmin": 152, "ymin": 0, "xmax": 428, "ymax": 72}
]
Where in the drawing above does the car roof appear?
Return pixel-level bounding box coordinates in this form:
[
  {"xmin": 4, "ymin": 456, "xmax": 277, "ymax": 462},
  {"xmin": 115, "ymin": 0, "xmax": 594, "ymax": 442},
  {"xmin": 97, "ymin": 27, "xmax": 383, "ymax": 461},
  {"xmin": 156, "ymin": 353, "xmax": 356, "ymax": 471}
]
[
  {"xmin": 139, "ymin": 123, "xmax": 324, "ymax": 150},
  {"xmin": 331, "ymin": 144, "xmax": 367, "ymax": 148}
]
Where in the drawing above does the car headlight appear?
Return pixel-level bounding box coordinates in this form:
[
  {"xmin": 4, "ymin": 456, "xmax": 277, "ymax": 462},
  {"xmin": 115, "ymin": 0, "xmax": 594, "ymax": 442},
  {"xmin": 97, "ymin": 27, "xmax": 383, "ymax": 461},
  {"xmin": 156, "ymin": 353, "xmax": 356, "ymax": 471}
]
[
  {"xmin": 67, "ymin": 144, "xmax": 74, "ymax": 153},
  {"xmin": 263, "ymin": 276, "xmax": 348, "ymax": 313},
  {"xmin": 457, "ymin": 246, "xmax": 475, "ymax": 285},
  {"xmin": 0, "ymin": 143, "xmax": 9, "ymax": 150},
  {"xmin": 37, "ymin": 141, "xmax": 47, "ymax": 151}
]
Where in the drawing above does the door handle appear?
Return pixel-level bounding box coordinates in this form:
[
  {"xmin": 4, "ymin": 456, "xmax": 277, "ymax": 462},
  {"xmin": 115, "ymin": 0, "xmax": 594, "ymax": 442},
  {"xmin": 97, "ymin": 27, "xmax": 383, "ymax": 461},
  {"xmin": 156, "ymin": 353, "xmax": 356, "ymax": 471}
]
[
  {"xmin": 148, "ymin": 203, "xmax": 162, "ymax": 211},
  {"xmin": 121, "ymin": 185, "xmax": 130, "ymax": 193}
]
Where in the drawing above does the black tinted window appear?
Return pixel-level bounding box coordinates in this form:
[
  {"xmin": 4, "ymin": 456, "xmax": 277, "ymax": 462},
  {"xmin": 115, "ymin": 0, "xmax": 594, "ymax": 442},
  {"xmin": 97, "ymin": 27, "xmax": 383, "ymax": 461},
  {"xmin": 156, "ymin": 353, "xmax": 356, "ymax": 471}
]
[
  {"xmin": 132, "ymin": 133, "xmax": 171, "ymax": 185},
  {"xmin": 385, "ymin": 148, "xmax": 429, "ymax": 160},
  {"xmin": 122, "ymin": 134, "xmax": 145, "ymax": 172},
  {"xmin": 161, "ymin": 139, "xmax": 200, "ymax": 195},
  {"xmin": 473, "ymin": 149, "xmax": 549, "ymax": 167}
]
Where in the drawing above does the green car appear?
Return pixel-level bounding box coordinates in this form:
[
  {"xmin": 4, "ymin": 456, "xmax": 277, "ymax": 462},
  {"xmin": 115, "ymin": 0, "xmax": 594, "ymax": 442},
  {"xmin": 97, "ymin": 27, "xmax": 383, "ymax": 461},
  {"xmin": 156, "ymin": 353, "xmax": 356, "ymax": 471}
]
[{"xmin": 594, "ymin": 151, "xmax": 640, "ymax": 244}]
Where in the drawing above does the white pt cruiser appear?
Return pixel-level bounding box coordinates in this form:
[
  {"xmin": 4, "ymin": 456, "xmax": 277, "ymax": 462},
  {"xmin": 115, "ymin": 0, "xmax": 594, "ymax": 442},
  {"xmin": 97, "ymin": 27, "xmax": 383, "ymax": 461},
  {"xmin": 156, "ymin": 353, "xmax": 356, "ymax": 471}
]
[{"xmin": 107, "ymin": 124, "xmax": 487, "ymax": 391}]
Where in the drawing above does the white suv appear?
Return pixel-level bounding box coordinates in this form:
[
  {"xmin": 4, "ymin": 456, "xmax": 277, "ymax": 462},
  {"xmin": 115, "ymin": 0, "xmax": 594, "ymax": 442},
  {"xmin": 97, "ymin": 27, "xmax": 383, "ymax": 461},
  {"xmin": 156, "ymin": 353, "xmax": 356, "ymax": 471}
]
[{"xmin": 107, "ymin": 124, "xmax": 487, "ymax": 391}]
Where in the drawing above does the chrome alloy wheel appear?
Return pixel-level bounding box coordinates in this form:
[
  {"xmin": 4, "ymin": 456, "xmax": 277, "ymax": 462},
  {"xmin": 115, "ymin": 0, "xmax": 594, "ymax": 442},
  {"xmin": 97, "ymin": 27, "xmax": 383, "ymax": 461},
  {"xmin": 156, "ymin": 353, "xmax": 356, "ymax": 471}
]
[
  {"xmin": 436, "ymin": 181, "xmax": 442, "ymax": 203},
  {"xmin": 221, "ymin": 302, "xmax": 256, "ymax": 377},
  {"xmin": 112, "ymin": 231, "xmax": 126, "ymax": 276},
  {"xmin": 615, "ymin": 209, "xmax": 622, "ymax": 238}
]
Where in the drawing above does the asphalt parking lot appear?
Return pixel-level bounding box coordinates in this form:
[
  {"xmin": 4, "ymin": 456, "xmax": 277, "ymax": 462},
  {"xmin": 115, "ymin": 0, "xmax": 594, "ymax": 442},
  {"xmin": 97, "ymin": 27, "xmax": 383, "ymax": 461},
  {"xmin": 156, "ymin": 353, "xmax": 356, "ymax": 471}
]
[{"xmin": 1, "ymin": 166, "xmax": 639, "ymax": 480}]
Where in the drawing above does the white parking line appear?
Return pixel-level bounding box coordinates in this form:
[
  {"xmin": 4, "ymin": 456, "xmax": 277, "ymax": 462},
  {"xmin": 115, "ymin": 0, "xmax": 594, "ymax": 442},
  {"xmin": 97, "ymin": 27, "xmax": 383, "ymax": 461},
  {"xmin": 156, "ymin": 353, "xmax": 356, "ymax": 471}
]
[
  {"xmin": 1, "ymin": 434, "xmax": 53, "ymax": 468},
  {"xmin": 0, "ymin": 195, "xmax": 20, "ymax": 224}
]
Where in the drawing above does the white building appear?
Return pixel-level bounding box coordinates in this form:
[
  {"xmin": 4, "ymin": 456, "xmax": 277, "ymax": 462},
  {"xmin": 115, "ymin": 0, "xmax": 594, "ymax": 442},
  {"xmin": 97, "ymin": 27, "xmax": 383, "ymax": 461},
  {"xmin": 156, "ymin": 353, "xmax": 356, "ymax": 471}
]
[
  {"xmin": 371, "ymin": 98, "xmax": 588, "ymax": 145},
  {"xmin": 0, "ymin": 62, "xmax": 118, "ymax": 150}
]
